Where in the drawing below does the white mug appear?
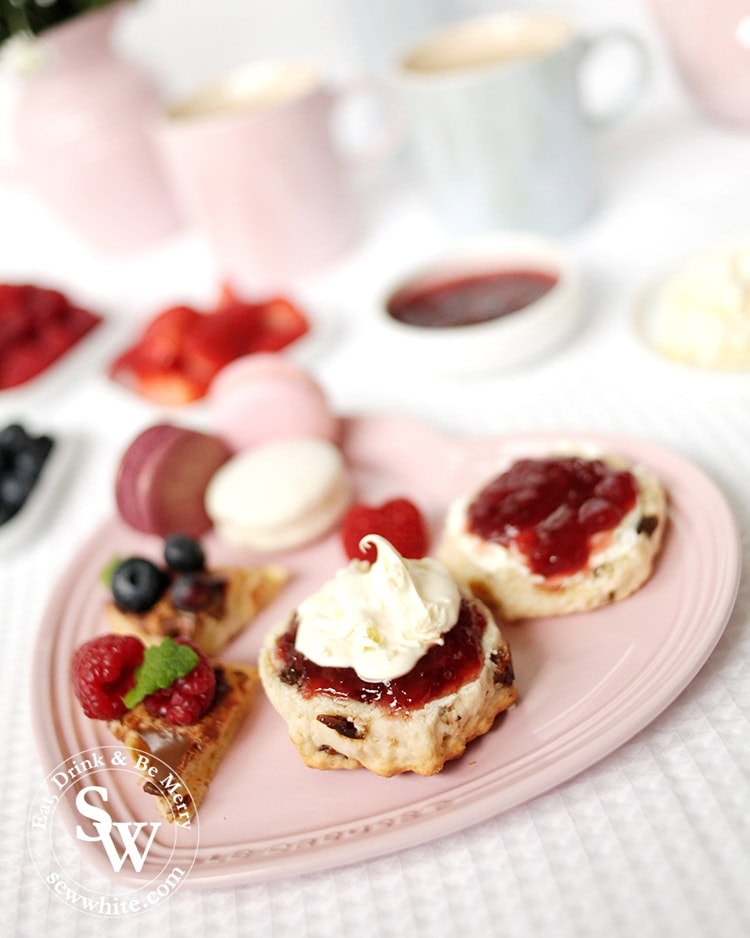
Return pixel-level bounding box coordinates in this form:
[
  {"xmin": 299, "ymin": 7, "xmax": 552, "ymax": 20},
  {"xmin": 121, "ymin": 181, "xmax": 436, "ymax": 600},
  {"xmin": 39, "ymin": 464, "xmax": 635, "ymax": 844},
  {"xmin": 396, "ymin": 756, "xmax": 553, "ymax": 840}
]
[{"xmin": 393, "ymin": 11, "xmax": 650, "ymax": 235}]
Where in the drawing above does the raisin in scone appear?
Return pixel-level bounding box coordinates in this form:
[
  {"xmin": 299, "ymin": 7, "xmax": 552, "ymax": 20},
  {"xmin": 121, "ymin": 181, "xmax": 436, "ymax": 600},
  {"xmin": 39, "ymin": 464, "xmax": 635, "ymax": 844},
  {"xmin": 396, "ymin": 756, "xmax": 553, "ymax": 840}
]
[
  {"xmin": 438, "ymin": 449, "xmax": 667, "ymax": 620},
  {"xmin": 259, "ymin": 535, "xmax": 517, "ymax": 777}
]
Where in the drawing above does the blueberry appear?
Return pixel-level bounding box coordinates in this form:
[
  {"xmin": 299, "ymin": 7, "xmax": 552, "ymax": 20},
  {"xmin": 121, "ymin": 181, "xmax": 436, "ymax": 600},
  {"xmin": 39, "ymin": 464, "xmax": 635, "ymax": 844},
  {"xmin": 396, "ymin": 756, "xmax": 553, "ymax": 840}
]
[
  {"xmin": 0, "ymin": 423, "xmax": 56, "ymax": 527},
  {"xmin": 0, "ymin": 472, "xmax": 32, "ymax": 511},
  {"xmin": 14, "ymin": 435, "xmax": 54, "ymax": 481},
  {"xmin": 164, "ymin": 534, "xmax": 206, "ymax": 574},
  {"xmin": 111, "ymin": 557, "xmax": 168, "ymax": 613},
  {"xmin": 0, "ymin": 423, "xmax": 30, "ymax": 456}
]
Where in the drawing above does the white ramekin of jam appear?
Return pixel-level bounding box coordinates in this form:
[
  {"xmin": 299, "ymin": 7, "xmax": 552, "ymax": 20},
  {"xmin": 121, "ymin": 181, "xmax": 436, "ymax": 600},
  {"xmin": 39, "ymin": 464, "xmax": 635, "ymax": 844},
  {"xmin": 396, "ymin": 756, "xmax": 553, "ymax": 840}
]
[{"xmin": 376, "ymin": 232, "xmax": 582, "ymax": 376}]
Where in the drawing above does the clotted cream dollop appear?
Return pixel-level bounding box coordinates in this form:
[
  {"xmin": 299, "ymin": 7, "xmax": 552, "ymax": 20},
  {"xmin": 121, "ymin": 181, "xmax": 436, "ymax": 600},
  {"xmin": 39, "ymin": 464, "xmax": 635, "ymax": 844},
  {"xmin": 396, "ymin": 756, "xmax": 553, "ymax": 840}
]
[{"xmin": 294, "ymin": 535, "xmax": 461, "ymax": 682}]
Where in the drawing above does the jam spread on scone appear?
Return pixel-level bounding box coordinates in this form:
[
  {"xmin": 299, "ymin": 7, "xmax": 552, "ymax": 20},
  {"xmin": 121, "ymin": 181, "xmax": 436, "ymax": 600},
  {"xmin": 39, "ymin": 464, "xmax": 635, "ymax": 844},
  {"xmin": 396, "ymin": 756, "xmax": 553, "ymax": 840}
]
[
  {"xmin": 439, "ymin": 448, "xmax": 667, "ymax": 620},
  {"xmin": 467, "ymin": 456, "xmax": 639, "ymax": 577},
  {"xmin": 259, "ymin": 536, "xmax": 517, "ymax": 776},
  {"xmin": 275, "ymin": 598, "xmax": 489, "ymax": 711}
]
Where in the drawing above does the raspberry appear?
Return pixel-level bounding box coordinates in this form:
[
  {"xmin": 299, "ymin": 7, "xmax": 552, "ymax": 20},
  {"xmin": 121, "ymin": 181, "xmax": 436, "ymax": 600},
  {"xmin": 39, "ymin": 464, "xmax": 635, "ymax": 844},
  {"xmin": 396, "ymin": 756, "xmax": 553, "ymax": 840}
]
[
  {"xmin": 143, "ymin": 639, "xmax": 216, "ymax": 725},
  {"xmin": 71, "ymin": 635, "xmax": 145, "ymax": 720},
  {"xmin": 341, "ymin": 497, "xmax": 430, "ymax": 563}
]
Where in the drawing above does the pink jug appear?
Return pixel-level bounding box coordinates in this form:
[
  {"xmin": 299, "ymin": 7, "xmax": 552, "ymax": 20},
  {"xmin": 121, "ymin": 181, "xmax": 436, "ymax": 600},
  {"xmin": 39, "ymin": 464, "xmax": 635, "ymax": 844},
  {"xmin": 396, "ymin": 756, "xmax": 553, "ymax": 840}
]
[{"xmin": 6, "ymin": 2, "xmax": 182, "ymax": 252}]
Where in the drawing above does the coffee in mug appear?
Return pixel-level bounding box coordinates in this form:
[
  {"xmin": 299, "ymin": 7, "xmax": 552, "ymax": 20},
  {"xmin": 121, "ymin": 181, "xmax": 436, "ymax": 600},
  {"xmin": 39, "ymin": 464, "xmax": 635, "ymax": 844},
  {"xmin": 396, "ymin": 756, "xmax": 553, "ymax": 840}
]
[
  {"xmin": 394, "ymin": 12, "xmax": 649, "ymax": 235},
  {"xmin": 157, "ymin": 60, "xmax": 394, "ymax": 289}
]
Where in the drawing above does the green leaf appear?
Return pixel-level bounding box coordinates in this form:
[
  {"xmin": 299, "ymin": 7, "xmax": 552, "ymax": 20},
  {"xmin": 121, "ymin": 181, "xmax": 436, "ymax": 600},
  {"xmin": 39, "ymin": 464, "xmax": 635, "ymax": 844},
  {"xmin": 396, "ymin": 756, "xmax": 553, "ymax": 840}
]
[
  {"xmin": 124, "ymin": 637, "xmax": 198, "ymax": 709},
  {"xmin": 99, "ymin": 555, "xmax": 123, "ymax": 589}
]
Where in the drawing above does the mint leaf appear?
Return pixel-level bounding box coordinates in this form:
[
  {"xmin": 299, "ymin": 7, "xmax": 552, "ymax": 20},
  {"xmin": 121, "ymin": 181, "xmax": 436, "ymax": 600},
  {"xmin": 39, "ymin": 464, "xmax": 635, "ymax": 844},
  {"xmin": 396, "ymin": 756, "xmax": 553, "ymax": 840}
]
[
  {"xmin": 100, "ymin": 555, "xmax": 123, "ymax": 589},
  {"xmin": 124, "ymin": 637, "xmax": 198, "ymax": 709}
]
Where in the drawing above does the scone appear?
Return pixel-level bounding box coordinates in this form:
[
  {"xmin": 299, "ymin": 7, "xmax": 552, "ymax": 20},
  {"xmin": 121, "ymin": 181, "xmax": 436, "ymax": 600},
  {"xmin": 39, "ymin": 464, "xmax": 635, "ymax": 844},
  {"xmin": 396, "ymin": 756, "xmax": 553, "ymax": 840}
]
[
  {"xmin": 105, "ymin": 533, "xmax": 287, "ymax": 656},
  {"xmin": 438, "ymin": 449, "xmax": 667, "ymax": 620},
  {"xmin": 71, "ymin": 633, "xmax": 258, "ymax": 823},
  {"xmin": 109, "ymin": 661, "xmax": 258, "ymax": 822},
  {"xmin": 107, "ymin": 563, "xmax": 287, "ymax": 656},
  {"xmin": 259, "ymin": 535, "xmax": 517, "ymax": 777}
]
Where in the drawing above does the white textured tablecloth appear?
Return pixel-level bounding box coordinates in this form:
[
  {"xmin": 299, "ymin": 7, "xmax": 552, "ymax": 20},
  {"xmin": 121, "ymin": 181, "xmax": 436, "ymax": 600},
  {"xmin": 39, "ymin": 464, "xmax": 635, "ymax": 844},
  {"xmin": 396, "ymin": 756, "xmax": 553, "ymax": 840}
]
[{"xmin": 2, "ymin": 65, "xmax": 750, "ymax": 938}]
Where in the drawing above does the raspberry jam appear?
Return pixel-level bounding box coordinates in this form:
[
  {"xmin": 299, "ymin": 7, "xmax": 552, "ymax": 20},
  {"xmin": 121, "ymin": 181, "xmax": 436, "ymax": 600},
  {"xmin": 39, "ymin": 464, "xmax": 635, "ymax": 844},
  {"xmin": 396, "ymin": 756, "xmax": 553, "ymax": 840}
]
[
  {"xmin": 386, "ymin": 269, "xmax": 558, "ymax": 329},
  {"xmin": 468, "ymin": 456, "xmax": 638, "ymax": 578},
  {"xmin": 276, "ymin": 599, "xmax": 487, "ymax": 711}
]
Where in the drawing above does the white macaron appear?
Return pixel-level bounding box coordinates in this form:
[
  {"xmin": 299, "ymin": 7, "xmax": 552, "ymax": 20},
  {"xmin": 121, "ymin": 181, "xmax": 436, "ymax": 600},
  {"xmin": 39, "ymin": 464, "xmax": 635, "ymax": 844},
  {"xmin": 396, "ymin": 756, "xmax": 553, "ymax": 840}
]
[{"xmin": 205, "ymin": 438, "xmax": 351, "ymax": 552}]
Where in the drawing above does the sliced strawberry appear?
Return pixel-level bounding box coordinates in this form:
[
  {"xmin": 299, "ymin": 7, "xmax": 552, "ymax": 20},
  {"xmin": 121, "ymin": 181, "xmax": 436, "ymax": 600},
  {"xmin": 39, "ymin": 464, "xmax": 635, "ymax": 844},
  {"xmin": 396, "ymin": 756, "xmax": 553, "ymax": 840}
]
[
  {"xmin": 180, "ymin": 316, "xmax": 239, "ymax": 386},
  {"xmin": 252, "ymin": 297, "xmax": 309, "ymax": 351},
  {"xmin": 341, "ymin": 498, "xmax": 430, "ymax": 563},
  {"xmin": 215, "ymin": 283, "xmax": 245, "ymax": 311},
  {"xmin": 0, "ymin": 283, "xmax": 26, "ymax": 316},
  {"xmin": 108, "ymin": 343, "xmax": 149, "ymax": 379},
  {"xmin": 139, "ymin": 305, "xmax": 199, "ymax": 368},
  {"xmin": 0, "ymin": 283, "xmax": 102, "ymax": 389},
  {"xmin": 0, "ymin": 307, "xmax": 31, "ymax": 347},
  {"xmin": 0, "ymin": 340, "xmax": 52, "ymax": 389},
  {"xmin": 214, "ymin": 286, "xmax": 308, "ymax": 351},
  {"xmin": 63, "ymin": 304, "xmax": 101, "ymax": 339},
  {"xmin": 108, "ymin": 289, "xmax": 310, "ymax": 404},
  {"xmin": 131, "ymin": 368, "xmax": 207, "ymax": 405},
  {"xmin": 22, "ymin": 285, "xmax": 68, "ymax": 326},
  {"xmin": 39, "ymin": 321, "xmax": 78, "ymax": 361}
]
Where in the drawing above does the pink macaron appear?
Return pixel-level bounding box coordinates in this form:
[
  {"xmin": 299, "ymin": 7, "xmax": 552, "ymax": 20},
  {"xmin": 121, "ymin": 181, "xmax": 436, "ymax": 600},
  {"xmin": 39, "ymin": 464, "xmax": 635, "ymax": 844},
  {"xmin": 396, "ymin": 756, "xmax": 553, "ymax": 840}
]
[
  {"xmin": 207, "ymin": 353, "xmax": 339, "ymax": 452},
  {"xmin": 115, "ymin": 423, "xmax": 232, "ymax": 537}
]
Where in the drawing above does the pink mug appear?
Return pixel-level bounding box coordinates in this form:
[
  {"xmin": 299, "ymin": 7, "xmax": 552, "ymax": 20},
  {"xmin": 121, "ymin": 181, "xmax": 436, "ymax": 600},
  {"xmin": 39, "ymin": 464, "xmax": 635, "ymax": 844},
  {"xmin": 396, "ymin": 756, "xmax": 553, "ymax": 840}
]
[
  {"xmin": 649, "ymin": 0, "xmax": 750, "ymax": 126},
  {"xmin": 156, "ymin": 60, "xmax": 397, "ymax": 290}
]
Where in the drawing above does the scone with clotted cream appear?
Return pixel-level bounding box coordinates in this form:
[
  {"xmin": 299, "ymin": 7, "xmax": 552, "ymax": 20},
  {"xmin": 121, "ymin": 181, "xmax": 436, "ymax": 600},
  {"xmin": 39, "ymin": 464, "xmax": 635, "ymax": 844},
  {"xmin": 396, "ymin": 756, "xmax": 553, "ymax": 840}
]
[
  {"xmin": 259, "ymin": 536, "xmax": 517, "ymax": 777},
  {"xmin": 438, "ymin": 448, "xmax": 667, "ymax": 620}
]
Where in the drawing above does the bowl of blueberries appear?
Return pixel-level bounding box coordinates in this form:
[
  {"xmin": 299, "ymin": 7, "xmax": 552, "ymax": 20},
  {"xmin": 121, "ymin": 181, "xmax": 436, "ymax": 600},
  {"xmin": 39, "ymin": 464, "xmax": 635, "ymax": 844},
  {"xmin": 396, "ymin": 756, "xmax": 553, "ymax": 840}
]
[{"xmin": 0, "ymin": 421, "xmax": 72, "ymax": 552}]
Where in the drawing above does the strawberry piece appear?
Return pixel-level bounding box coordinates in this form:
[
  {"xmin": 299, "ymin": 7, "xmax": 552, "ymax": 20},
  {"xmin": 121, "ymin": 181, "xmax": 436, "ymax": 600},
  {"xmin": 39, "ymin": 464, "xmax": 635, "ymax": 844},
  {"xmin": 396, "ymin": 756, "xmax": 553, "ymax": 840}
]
[
  {"xmin": 180, "ymin": 309, "xmax": 253, "ymax": 385},
  {"xmin": 0, "ymin": 283, "xmax": 102, "ymax": 390},
  {"xmin": 109, "ymin": 288, "xmax": 310, "ymax": 404},
  {"xmin": 0, "ymin": 340, "xmax": 53, "ymax": 389},
  {"xmin": 215, "ymin": 283, "xmax": 244, "ymax": 310},
  {"xmin": 38, "ymin": 321, "xmax": 78, "ymax": 361},
  {"xmin": 63, "ymin": 304, "xmax": 102, "ymax": 339},
  {"xmin": 253, "ymin": 297, "xmax": 309, "ymax": 351},
  {"xmin": 22, "ymin": 285, "xmax": 68, "ymax": 326},
  {"xmin": 341, "ymin": 498, "xmax": 430, "ymax": 563},
  {"xmin": 138, "ymin": 304, "xmax": 199, "ymax": 368},
  {"xmin": 132, "ymin": 369, "xmax": 207, "ymax": 406},
  {"xmin": 0, "ymin": 306, "xmax": 31, "ymax": 347},
  {"xmin": 215, "ymin": 285, "xmax": 308, "ymax": 351}
]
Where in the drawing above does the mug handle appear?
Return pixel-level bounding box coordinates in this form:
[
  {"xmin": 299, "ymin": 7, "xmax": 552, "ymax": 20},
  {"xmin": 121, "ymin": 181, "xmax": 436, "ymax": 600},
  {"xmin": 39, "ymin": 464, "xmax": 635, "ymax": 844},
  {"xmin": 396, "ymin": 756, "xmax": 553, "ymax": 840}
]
[
  {"xmin": 330, "ymin": 77, "xmax": 404, "ymax": 172},
  {"xmin": 577, "ymin": 30, "xmax": 651, "ymax": 129}
]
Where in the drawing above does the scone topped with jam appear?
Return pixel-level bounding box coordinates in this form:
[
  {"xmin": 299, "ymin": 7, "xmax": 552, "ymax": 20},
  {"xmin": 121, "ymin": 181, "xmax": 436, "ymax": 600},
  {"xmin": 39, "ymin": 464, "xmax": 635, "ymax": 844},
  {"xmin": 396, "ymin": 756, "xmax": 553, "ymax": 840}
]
[
  {"xmin": 259, "ymin": 535, "xmax": 517, "ymax": 777},
  {"xmin": 105, "ymin": 533, "xmax": 287, "ymax": 656},
  {"xmin": 438, "ymin": 449, "xmax": 667, "ymax": 620}
]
